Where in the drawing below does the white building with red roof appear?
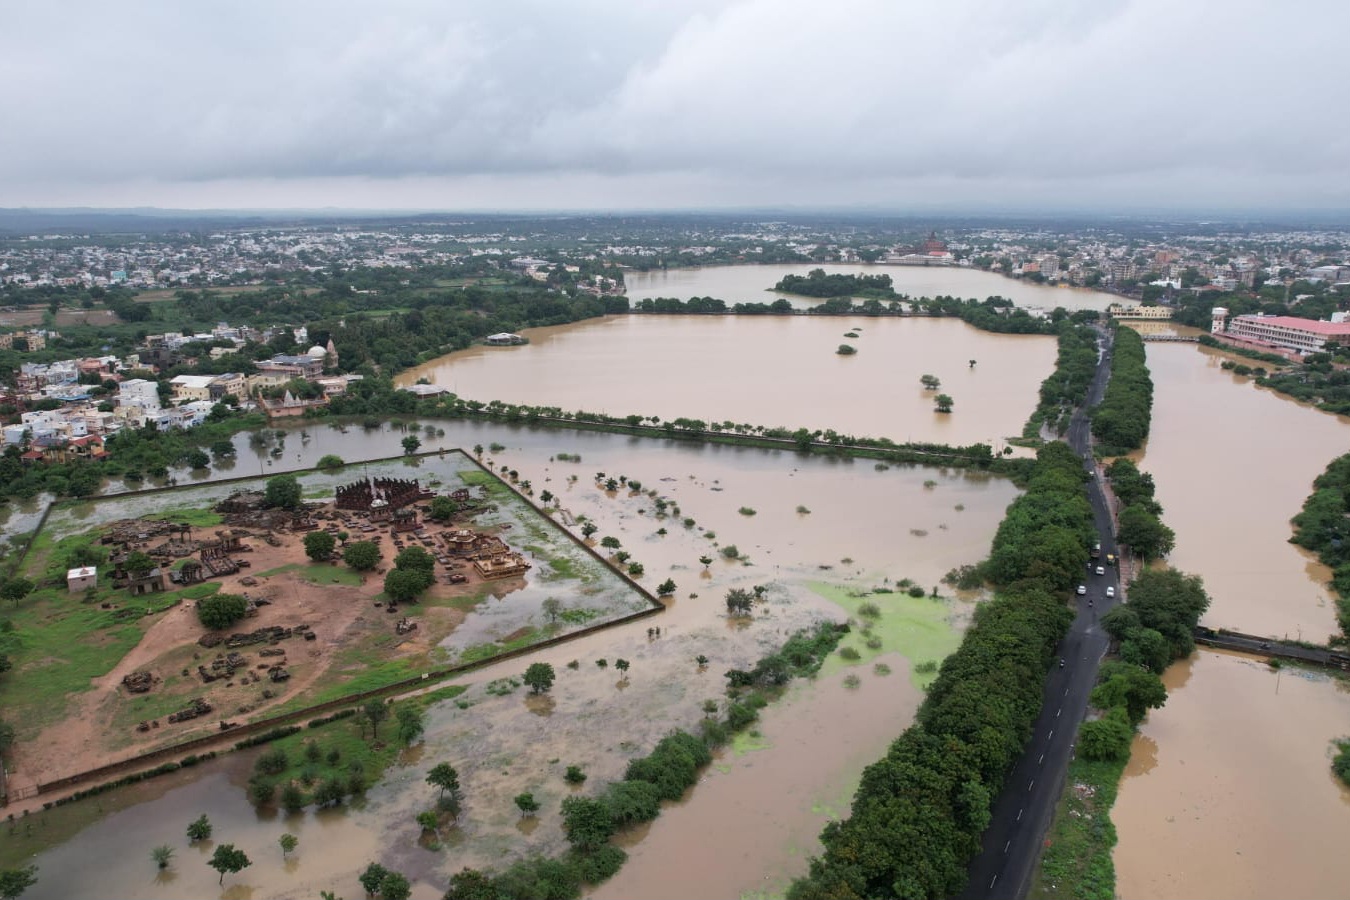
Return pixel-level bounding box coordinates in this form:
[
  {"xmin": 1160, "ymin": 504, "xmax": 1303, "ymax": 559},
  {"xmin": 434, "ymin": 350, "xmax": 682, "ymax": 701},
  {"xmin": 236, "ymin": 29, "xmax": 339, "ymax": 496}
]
[{"xmin": 1224, "ymin": 313, "xmax": 1350, "ymax": 355}]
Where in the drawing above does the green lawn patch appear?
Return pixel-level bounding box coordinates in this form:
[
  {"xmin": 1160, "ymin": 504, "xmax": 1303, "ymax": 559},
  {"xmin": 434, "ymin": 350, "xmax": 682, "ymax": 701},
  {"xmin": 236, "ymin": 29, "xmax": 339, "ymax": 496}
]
[
  {"xmin": 458, "ymin": 626, "xmax": 542, "ymax": 664},
  {"xmin": 810, "ymin": 582, "xmax": 962, "ymax": 688}
]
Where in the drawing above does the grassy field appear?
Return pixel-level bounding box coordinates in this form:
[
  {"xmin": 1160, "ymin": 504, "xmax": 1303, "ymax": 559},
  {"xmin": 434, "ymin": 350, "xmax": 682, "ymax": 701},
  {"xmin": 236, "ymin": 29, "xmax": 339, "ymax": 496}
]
[
  {"xmin": 0, "ymin": 580, "xmax": 220, "ymax": 738},
  {"xmin": 251, "ymin": 561, "xmax": 364, "ymax": 587},
  {"xmin": 811, "ymin": 582, "xmax": 963, "ymax": 689},
  {"xmin": 1029, "ymin": 754, "xmax": 1125, "ymax": 900}
]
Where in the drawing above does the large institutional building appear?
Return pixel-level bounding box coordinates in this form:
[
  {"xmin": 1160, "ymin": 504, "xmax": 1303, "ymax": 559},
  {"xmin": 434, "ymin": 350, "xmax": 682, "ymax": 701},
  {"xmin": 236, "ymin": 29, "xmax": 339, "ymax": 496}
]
[{"xmin": 1212, "ymin": 308, "xmax": 1350, "ymax": 354}]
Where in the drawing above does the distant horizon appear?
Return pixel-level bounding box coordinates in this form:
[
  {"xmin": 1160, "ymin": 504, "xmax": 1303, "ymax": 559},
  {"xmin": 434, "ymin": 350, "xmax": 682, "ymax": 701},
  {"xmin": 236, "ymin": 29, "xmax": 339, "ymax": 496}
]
[{"xmin": 5, "ymin": 204, "xmax": 1350, "ymax": 225}]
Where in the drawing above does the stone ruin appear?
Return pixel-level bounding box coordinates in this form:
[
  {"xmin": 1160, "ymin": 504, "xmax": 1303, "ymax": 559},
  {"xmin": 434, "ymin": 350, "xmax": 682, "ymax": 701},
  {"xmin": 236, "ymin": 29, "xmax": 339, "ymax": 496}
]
[
  {"xmin": 121, "ymin": 671, "xmax": 154, "ymax": 694},
  {"xmin": 198, "ymin": 651, "xmax": 247, "ymax": 683},
  {"xmin": 334, "ymin": 476, "xmax": 433, "ymax": 513},
  {"xmin": 197, "ymin": 622, "xmax": 310, "ymax": 650},
  {"xmin": 395, "ymin": 617, "xmax": 418, "ymax": 635},
  {"xmin": 166, "ymin": 698, "xmax": 213, "ymax": 724}
]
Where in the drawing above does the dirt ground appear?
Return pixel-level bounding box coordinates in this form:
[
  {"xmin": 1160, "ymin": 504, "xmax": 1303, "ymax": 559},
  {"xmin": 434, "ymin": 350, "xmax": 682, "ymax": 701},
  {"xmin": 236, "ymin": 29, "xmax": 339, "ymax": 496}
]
[{"xmin": 6, "ymin": 505, "xmax": 511, "ymax": 792}]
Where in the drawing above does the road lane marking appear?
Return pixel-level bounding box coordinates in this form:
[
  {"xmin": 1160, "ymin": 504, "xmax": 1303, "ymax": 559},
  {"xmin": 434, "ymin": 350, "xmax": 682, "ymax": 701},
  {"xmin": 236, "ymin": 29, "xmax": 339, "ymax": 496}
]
[
  {"xmin": 1028, "ymin": 779, "xmax": 1035, "ymax": 791},
  {"xmin": 1017, "ymin": 808, "xmax": 1023, "ymax": 821},
  {"xmin": 1038, "ymin": 753, "xmax": 1044, "ymax": 765},
  {"xmin": 1004, "ymin": 840, "xmax": 1011, "ymax": 853}
]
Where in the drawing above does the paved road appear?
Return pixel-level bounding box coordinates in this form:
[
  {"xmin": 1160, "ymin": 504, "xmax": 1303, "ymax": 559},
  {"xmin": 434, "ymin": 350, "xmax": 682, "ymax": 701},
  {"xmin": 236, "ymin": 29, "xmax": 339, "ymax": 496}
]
[{"xmin": 957, "ymin": 327, "xmax": 1122, "ymax": 900}]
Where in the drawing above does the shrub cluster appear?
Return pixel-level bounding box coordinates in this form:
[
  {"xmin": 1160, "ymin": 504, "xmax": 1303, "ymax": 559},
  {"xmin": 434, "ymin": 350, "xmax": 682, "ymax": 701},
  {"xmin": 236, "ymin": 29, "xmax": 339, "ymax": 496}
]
[
  {"xmin": 233, "ymin": 725, "xmax": 302, "ymax": 750},
  {"xmin": 1290, "ymin": 451, "xmax": 1350, "ymax": 639},
  {"xmin": 1090, "ymin": 325, "xmax": 1153, "ymax": 454},
  {"xmin": 1105, "ymin": 457, "xmax": 1175, "ymax": 560}
]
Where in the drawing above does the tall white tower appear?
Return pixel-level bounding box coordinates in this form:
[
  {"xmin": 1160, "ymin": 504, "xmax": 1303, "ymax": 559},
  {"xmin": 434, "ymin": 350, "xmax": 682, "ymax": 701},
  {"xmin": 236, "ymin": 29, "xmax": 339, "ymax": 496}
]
[{"xmin": 1210, "ymin": 307, "xmax": 1229, "ymax": 334}]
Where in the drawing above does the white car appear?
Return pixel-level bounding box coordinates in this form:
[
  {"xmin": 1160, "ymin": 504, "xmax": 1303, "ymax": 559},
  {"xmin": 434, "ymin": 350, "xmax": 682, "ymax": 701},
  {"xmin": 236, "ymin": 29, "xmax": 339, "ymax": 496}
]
[
  {"xmin": 1095, "ymin": 566, "xmax": 1106, "ymax": 576},
  {"xmin": 1076, "ymin": 585, "xmax": 1087, "ymax": 596},
  {"xmin": 1105, "ymin": 586, "xmax": 1116, "ymax": 598}
]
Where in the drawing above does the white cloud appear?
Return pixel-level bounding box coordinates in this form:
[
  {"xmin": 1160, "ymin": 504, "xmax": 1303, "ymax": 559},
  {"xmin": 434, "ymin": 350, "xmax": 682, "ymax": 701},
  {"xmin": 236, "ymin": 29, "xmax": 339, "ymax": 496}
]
[{"xmin": 1, "ymin": 0, "xmax": 1346, "ymax": 208}]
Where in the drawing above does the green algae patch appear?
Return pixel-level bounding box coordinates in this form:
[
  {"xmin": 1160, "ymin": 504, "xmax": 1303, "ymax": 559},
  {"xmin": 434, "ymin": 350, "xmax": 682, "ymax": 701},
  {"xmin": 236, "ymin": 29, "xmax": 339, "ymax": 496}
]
[
  {"xmin": 732, "ymin": 728, "xmax": 771, "ymax": 756},
  {"xmin": 810, "ymin": 582, "xmax": 962, "ymax": 689}
]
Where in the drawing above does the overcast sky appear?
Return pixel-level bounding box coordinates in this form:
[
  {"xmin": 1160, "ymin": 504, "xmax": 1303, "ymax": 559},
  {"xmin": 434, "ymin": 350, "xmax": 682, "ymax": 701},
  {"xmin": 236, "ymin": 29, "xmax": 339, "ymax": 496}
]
[{"xmin": 3, "ymin": 0, "xmax": 1346, "ymax": 212}]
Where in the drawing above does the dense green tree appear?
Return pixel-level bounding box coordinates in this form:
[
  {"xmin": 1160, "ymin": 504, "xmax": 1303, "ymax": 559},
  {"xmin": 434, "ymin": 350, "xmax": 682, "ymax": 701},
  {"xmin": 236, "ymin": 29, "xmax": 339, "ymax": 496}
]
[
  {"xmin": 428, "ymin": 495, "xmax": 458, "ymax": 521},
  {"xmin": 123, "ymin": 550, "xmax": 155, "ymax": 576},
  {"xmin": 196, "ymin": 593, "xmax": 248, "ymax": 630},
  {"xmin": 362, "ymin": 699, "xmax": 389, "ymax": 740},
  {"xmin": 1127, "ymin": 568, "xmax": 1212, "ymax": 660},
  {"xmin": 1093, "ymin": 661, "xmax": 1168, "ymax": 726},
  {"xmin": 1078, "ymin": 707, "xmax": 1135, "ymax": 761},
  {"xmin": 396, "ymin": 705, "xmax": 425, "ymax": 746},
  {"xmin": 342, "ymin": 540, "xmax": 382, "ymax": 571},
  {"xmin": 0, "ymin": 577, "xmax": 34, "ymax": 606},
  {"xmin": 208, "ymin": 844, "xmax": 251, "ymax": 885},
  {"xmin": 444, "ymin": 868, "xmax": 500, "ymax": 900},
  {"xmin": 427, "ymin": 762, "xmax": 462, "ymax": 801},
  {"xmin": 0, "ymin": 866, "xmax": 37, "ymax": 900},
  {"xmin": 1117, "ymin": 504, "xmax": 1176, "ymax": 560},
  {"xmin": 379, "ymin": 872, "xmax": 412, "ymax": 900},
  {"xmin": 401, "ymin": 435, "xmax": 421, "ymax": 455},
  {"xmin": 186, "ymin": 814, "xmax": 211, "ymax": 847},
  {"xmin": 725, "ymin": 588, "xmax": 754, "ymax": 615},
  {"xmin": 303, "ymin": 530, "xmax": 336, "ymax": 562},
  {"xmin": 514, "ymin": 792, "xmax": 540, "ymax": 817},
  {"xmin": 560, "ymin": 795, "xmax": 616, "ymax": 853},
  {"xmin": 934, "ymin": 393, "xmax": 954, "ymax": 413},
  {"xmin": 279, "ymin": 833, "xmax": 298, "ymax": 858},
  {"xmin": 394, "ymin": 545, "xmax": 435, "ymax": 573},
  {"xmin": 264, "ymin": 474, "xmax": 302, "ymax": 509},
  {"xmin": 316, "ymin": 454, "xmax": 345, "ymax": 471},
  {"xmin": 523, "ymin": 662, "xmax": 556, "ymax": 694},
  {"xmin": 358, "ymin": 862, "xmax": 390, "ymax": 897},
  {"xmin": 383, "ymin": 567, "xmax": 432, "ymax": 603},
  {"xmin": 603, "ymin": 779, "xmax": 662, "ymax": 826}
]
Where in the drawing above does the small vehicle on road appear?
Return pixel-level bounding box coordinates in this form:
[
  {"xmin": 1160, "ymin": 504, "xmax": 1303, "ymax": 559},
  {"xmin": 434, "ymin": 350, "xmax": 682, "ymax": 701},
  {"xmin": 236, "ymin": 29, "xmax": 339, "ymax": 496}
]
[
  {"xmin": 1076, "ymin": 584, "xmax": 1087, "ymax": 595},
  {"xmin": 1095, "ymin": 565, "xmax": 1106, "ymax": 576},
  {"xmin": 1105, "ymin": 586, "xmax": 1115, "ymax": 598}
]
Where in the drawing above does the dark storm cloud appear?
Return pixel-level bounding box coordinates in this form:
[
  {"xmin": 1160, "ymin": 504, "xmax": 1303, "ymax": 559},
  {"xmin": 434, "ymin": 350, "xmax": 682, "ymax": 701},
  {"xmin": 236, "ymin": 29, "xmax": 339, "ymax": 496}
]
[{"xmin": 1, "ymin": 0, "xmax": 1346, "ymax": 208}]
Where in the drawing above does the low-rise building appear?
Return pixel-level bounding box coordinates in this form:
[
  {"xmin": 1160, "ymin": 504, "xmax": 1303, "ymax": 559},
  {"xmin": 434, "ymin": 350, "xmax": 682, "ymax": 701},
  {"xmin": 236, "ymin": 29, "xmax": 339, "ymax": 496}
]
[
  {"xmin": 169, "ymin": 374, "xmax": 216, "ymax": 403},
  {"xmin": 1223, "ymin": 313, "xmax": 1350, "ymax": 354},
  {"xmin": 67, "ymin": 566, "xmax": 97, "ymax": 593}
]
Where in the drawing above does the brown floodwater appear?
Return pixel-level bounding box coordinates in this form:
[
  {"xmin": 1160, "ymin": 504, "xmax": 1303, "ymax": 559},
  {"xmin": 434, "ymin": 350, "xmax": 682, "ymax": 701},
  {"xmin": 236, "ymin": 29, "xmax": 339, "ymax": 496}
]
[
  {"xmin": 18, "ymin": 422, "xmax": 1014, "ymax": 899},
  {"xmin": 623, "ymin": 263, "xmax": 1116, "ymax": 311},
  {"xmin": 590, "ymin": 660, "xmax": 924, "ymax": 900},
  {"xmin": 397, "ymin": 315, "xmax": 1055, "ymax": 447},
  {"xmin": 1134, "ymin": 342, "xmax": 1348, "ymax": 641},
  {"xmin": 1109, "ymin": 339, "xmax": 1350, "ymax": 899},
  {"xmin": 1112, "ymin": 651, "xmax": 1350, "ymax": 900}
]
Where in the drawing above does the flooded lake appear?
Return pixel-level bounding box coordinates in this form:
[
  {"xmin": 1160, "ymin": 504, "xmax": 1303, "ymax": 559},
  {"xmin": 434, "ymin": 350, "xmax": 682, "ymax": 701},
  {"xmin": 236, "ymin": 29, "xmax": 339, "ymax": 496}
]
[
  {"xmin": 1134, "ymin": 342, "xmax": 1347, "ymax": 641},
  {"xmin": 1113, "ymin": 651, "xmax": 1350, "ymax": 900},
  {"xmin": 623, "ymin": 263, "xmax": 1116, "ymax": 311},
  {"xmin": 398, "ymin": 315, "xmax": 1055, "ymax": 447},
  {"xmin": 1111, "ymin": 339, "xmax": 1350, "ymax": 899},
  {"xmin": 16, "ymin": 419, "xmax": 1016, "ymax": 900}
]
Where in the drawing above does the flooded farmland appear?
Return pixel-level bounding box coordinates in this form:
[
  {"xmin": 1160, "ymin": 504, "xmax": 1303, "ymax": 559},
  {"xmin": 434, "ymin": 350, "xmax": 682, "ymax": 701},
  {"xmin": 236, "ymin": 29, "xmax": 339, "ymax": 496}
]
[
  {"xmin": 622, "ymin": 263, "xmax": 1116, "ymax": 312},
  {"xmin": 397, "ymin": 315, "xmax": 1055, "ymax": 448},
  {"xmin": 1110, "ymin": 340, "xmax": 1350, "ymax": 899},
  {"xmin": 13, "ymin": 420, "xmax": 1017, "ymax": 900},
  {"xmin": 1113, "ymin": 651, "xmax": 1350, "ymax": 900}
]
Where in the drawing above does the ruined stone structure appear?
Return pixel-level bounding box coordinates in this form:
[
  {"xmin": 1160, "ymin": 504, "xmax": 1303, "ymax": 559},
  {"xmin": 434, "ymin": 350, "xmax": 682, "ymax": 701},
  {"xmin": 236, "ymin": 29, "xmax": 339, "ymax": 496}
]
[
  {"xmin": 472, "ymin": 552, "xmax": 531, "ymax": 580},
  {"xmin": 334, "ymin": 477, "xmax": 433, "ymax": 513}
]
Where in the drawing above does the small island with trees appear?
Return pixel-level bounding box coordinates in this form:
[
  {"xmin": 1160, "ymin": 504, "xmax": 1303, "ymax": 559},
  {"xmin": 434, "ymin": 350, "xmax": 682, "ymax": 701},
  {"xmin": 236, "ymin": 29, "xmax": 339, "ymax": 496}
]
[{"xmin": 774, "ymin": 269, "xmax": 897, "ymax": 299}]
